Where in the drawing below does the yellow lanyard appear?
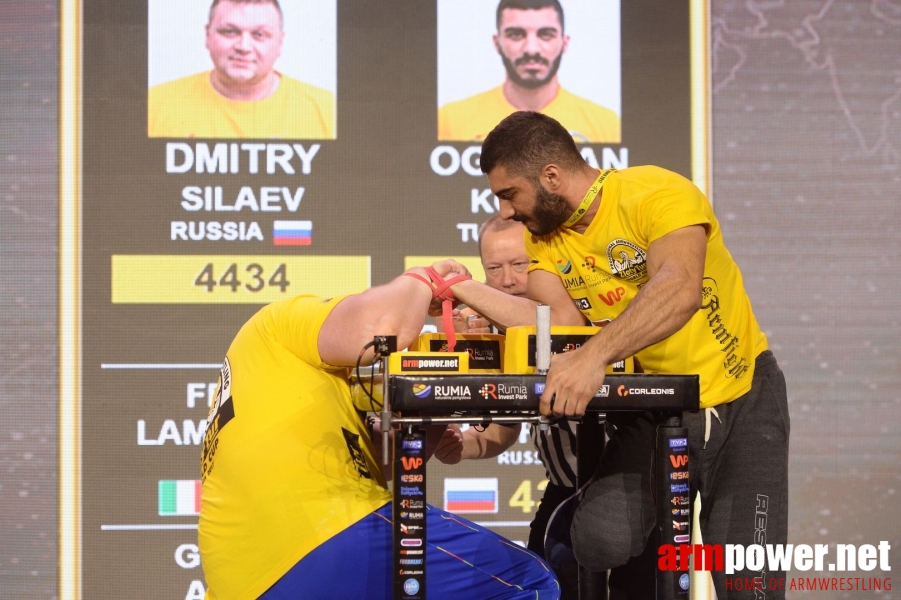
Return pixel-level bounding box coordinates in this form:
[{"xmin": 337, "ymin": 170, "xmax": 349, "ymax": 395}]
[{"xmin": 562, "ymin": 169, "xmax": 614, "ymax": 228}]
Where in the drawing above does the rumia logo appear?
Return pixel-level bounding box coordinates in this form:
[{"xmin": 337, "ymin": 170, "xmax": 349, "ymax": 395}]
[
  {"xmin": 670, "ymin": 455, "xmax": 689, "ymax": 468},
  {"xmin": 556, "ymin": 259, "xmax": 573, "ymax": 274},
  {"xmin": 598, "ymin": 287, "xmax": 626, "ymax": 306},
  {"xmin": 581, "ymin": 256, "xmax": 598, "ymax": 271},
  {"xmin": 479, "ymin": 383, "xmax": 497, "ymax": 399},
  {"xmin": 400, "ymin": 456, "xmax": 423, "ymax": 471}
]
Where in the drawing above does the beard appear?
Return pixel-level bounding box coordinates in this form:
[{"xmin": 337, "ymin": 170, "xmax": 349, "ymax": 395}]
[
  {"xmin": 500, "ymin": 50, "xmax": 563, "ymax": 90},
  {"xmin": 514, "ymin": 183, "xmax": 571, "ymax": 236}
]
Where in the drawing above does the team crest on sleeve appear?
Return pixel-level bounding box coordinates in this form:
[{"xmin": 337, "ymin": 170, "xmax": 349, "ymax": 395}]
[{"xmin": 606, "ymin": 239, "xmax": 647, "ymax": 282}]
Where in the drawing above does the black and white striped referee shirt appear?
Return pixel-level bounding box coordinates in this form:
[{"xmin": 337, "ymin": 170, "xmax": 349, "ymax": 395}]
[{"xmin": 530, "ymin": 420, "xmax": 579, "ymax": 489}]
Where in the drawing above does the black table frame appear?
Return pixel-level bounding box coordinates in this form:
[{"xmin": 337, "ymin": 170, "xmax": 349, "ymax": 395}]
[{"xmin": 386, "ymin": 373, "xmax": 699, "ymax": 600}]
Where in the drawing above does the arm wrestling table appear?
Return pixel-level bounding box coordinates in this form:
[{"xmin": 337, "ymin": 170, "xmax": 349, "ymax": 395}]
[{"xmin": 361, "ymin": 314, "xmax": 699, "ymax": 600}]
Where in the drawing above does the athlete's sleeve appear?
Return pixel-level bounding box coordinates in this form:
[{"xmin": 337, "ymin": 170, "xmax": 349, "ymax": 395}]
[
  {"xmin": 640, "ymin": 171, "xmax": 713, "ymax": 245},
  {"xmin": 267, "ymin": 295, "xmax": 350, "ymax": 369},
  {"xmin": 524, "ymin": 229, "xmax": 557, "ymax": 275}
]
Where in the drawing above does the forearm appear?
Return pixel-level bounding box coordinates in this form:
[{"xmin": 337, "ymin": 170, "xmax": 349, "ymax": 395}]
[
  {"xmin": 583, "ymin": 267, "xmax": 700, "ymax": 366},
  {"xmin": 320, "ymin": 275, "xmax": 433, "ymax": 366},
  {"xmin": 449, "ymin": 279, "xmax": 539, "ymax": 330},
  {"xmin": 461, "ymin": 424, "xmax": 518, "ymax": 459},
  {"xmin": 358, "ymin": 277, "xmax": 434, "ymax": 355}
]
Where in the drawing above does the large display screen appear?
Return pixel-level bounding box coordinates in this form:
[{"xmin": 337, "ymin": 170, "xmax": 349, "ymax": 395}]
[
  {"xmin": 0, "ymin": 0, "xmax": 894, "ymax": 599},
  {"xmin": 60, "ymin": 1, "xmax": 704, "ymax": 596}
]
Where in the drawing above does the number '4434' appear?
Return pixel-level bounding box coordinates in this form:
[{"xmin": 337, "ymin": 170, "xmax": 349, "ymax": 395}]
[{"xmin": 194, "ymin": 263, "xmax": 289, "ymax": 293}]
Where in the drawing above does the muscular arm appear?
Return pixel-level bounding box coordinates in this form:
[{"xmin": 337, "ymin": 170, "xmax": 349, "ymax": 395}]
[
  {"xmin": 448, "ymin": 269, "xmax": 584, "ymax": 330},
  {"xmin": 318, "ymin": 261, "xmax": 466, "ymax": 366},
  {"xmin": 461, "ymin": 424, "xmax": 519, "ymax": 459},
  {"xmin": 433, "ymin": 423, "xmax": 519, "ymax": 464},
  {"xmin": 445, "ymin": 279, "xmax": 538, "ymax": 330},
  {"xmin": 526, "ymin": 269, "xmax": 590, "ymax": 326},
  {"xmin": 541, "ymin": 225, "xmax": 707, "ymax": 416}
]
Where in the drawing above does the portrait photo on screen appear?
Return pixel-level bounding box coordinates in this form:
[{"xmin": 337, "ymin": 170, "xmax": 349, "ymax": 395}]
[
  {"xmin": 437, "ymin": 0, "xmax": 621, "ymax": 144},
  {"xmin": 147, "ymin": 0, "xmax": 337, "ymax": 140}
]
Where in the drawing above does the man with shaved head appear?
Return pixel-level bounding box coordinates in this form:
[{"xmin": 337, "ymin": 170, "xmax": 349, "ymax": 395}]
[{"xmin": 149, "ymin": 0, "xmax": 334, "ymax": 138}]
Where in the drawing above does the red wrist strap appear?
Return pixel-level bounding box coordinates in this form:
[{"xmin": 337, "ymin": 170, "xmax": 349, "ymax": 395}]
[
  {"xmin": 404, "ymin": 267, "xmax": 472, "ymax": 352},
  {"xmin": 402, "ymin": 272, "xmax": 433, "ymax": 289},
  {"xmin": 424, "ymin": 266, "xmax": 470, "ymax": 301},
  {"xmin": 426, "ymin": 266, "xmax": 470, "ymax": 352}
]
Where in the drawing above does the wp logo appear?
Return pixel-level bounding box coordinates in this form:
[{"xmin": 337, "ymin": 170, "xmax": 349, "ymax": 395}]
[
  {"xmin": 670, "ymin": 455, "xmax": 688, "ymax": 468},
  {"xmin": 400, "ymin": 457, "xmax": 423, "ymax": 470},
  {"xmin": 598, "ymin": 287, "xmax": 626, "ymax": 306}
]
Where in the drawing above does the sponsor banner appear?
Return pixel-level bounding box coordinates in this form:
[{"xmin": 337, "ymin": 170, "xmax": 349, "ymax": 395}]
[
  {"xmin": 391, "ymin": 374, "xmax": 698, "ymax": 411},
  {"xmin": 428, "ymin": 340, "xmax": 502, "ymax": 370},
  {"xmin": 400, "ymin": 356, "xmax": 461, "ymax": 372},
  {"xmin": 669, "ymin": 454, "xmax": 688, "ymax": 468},
  {"xmin": 658, "ymin": 541, "xmax": 894, "ymax": 577},
  {"xmin": 669, "ymin": 437, "xmax": 688, "ymax": 451},
  {"xmin": 401, "ymin": 439, "xmax": 424, "ymax": 454}
]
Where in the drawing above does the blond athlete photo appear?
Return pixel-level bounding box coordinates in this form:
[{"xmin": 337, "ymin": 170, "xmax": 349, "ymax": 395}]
[{"xmin": 148, "ymin": 0, "xmax": 336, "ymax": 139}]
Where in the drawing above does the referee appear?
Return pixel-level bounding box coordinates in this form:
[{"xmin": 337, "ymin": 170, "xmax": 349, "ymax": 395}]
[{"xmin": 433, "ymin": 215, "xmax": 580, "ymax": 599}]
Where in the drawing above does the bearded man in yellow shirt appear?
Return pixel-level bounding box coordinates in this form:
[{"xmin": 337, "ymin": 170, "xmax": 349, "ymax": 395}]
[
  {"xmin": 440, "ymin": 111, "xmax": 789, "ymax": 600},
  {"xmin": 148, "ymin": 0, "xmax": 335, "ymax": 139},
  {"xmin": 438, "ymin": 0, "xmax": 620, "ymax": 143}
]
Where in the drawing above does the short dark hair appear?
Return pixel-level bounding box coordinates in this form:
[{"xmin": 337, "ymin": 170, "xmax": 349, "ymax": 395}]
[
  {"xmin": 480, "ymin": 111, "xmax": 585, "ymax": 180},
  {"xmin": 209, "ymin": 0, "xmax": 283, "ymax": 26},
  {"xmin": 496, "ymin": 0, "xmax": 564, "ymax": 32},
  {"xmin": 477, "ymin": 215, "xmax": 524, "ymax": 255}
]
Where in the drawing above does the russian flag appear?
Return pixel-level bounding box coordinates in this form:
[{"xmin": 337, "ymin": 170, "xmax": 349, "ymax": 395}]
[
  {"xmin": 273, "ymin": 220, "xmax": 312, "ymax": 246},
  {"xmin": 444, "ymin": 478, "xmax": 498, "ymax": 514},
  {"xmin": 158, "ymin": 480, "xmax": 201, "ymax": 516}
]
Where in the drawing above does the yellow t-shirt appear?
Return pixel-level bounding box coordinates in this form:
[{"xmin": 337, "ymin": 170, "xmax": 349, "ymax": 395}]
[
  {"xmin": 438, "ymin": 85, "xmax": 620, "ymax": 143},
  {"xmin": 526, "ymin": 166, "xmax": 768, "ymax": 409},
  {"xmin": 148, "ymin": 72, "xmax": 335, "ymax": 139},
  {"xmin": 199, "ymin": 295, "xmax": 390, "ymax": 600}
]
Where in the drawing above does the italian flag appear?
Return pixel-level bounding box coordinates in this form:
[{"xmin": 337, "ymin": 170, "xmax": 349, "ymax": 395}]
[{"xmin": 158, "ymin": 480, "xmax": 201, "ymax": 516}]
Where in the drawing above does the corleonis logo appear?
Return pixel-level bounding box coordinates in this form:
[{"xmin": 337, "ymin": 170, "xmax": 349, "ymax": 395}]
[
  {"xmin": 619, "ymin": 386, "xmax": 676, "ymax": 396},
  {"xmin": 412, "ymin": 384, "xmax": 431, "ymax": 398},
  {"xmin": 598, "ymin": 287, "xmax": 626, "ymax": 306},
  {"xmin": 556, "ymin": 259, "xmax": 572, "ymax": 274}
]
